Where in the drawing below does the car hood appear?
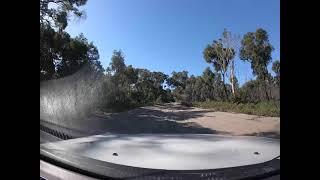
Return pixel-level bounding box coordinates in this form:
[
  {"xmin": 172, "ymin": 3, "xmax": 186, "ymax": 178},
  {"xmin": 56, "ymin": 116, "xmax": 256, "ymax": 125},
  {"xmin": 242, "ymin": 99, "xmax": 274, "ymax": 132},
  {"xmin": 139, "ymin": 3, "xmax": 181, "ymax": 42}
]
[{"xmin": 40, "ymin": 134, "xmax": 279, "ymax": 170}]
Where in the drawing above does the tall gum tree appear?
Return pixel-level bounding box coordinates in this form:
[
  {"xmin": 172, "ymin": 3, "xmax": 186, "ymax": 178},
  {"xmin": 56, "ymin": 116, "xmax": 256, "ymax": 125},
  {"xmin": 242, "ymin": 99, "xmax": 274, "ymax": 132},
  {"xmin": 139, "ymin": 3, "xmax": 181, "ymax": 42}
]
[{"xmin": 240, "ymin": 28, "xmax": 274, "ymax": 100}]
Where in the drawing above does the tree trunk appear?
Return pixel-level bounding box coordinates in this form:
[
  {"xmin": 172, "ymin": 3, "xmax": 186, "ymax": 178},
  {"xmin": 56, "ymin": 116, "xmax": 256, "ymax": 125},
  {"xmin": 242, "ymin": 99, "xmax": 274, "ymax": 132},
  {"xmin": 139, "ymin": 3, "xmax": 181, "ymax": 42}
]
[
  {"xmin": 230, "ymin": 60, "xmax": 236, "ymax": 97},
  {"xmin": 265, "ymin": 85, "xmax": 270, "ymax": 101},
  {"xmin": 222, "ymin": 73, "xmax": 228, "ymax": 100},
  {"xmin": 264, "ymin": 77, "xmax": 270, "ymax": 101}
]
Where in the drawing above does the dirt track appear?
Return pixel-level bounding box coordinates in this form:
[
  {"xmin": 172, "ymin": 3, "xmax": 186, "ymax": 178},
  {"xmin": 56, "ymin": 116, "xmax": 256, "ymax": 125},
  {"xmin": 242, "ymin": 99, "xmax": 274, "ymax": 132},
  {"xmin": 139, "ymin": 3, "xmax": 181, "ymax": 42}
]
[{"xmin": 79, "ymin": 103, "xmax": 279, "ymax": 138}]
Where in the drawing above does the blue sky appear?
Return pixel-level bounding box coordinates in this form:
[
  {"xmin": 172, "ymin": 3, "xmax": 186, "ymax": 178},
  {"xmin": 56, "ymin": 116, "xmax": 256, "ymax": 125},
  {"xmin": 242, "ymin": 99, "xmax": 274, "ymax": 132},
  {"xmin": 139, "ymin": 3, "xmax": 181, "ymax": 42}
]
[{"xmin": 66, "ymin": 0, "xmax": 280, "ymax": 85}]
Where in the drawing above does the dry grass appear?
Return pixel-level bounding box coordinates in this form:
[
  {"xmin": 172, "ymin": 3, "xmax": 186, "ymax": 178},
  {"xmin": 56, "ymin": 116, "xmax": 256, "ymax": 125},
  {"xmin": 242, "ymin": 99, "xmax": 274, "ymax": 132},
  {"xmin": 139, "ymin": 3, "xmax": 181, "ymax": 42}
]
[{"xmin": 194, "ymin": 101, "xmax": 280, "ymax": 117}]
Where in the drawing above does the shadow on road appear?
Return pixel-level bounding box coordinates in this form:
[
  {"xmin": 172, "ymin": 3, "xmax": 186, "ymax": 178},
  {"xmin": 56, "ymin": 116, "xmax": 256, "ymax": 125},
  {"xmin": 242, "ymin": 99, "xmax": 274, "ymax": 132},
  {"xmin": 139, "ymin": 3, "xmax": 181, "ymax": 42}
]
[{"xmin": 74, "ymin": 106, "xmax": 223, "ymax": 135}]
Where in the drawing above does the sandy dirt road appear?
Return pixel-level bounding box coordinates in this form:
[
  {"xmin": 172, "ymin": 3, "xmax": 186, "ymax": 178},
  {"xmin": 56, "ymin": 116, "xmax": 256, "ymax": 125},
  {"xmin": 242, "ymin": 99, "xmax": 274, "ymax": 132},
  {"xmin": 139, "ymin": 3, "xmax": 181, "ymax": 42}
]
[{"xmin": 74, "ymin": 103, "xmax": 280, "ymax": 138}]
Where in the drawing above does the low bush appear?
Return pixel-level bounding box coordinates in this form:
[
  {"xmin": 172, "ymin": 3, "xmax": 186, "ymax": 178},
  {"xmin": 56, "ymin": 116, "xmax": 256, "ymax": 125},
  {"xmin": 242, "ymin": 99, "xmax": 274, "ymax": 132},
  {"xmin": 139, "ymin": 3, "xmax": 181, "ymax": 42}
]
[{"xmin": 194, "ymin": 100, "xmax": 279, "ymax": 117}]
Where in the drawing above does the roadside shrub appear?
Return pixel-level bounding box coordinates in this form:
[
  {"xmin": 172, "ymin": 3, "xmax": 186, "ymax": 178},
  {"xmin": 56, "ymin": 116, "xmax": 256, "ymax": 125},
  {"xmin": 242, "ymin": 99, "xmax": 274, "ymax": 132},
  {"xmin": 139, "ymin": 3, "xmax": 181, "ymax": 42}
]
[
  {"xmin": 194, "ymin": 100, "xmax": 279, "ymax": 117},
  {"xmin": 181, "ymin": 101, "xmax": 193, "ymax": 107}
]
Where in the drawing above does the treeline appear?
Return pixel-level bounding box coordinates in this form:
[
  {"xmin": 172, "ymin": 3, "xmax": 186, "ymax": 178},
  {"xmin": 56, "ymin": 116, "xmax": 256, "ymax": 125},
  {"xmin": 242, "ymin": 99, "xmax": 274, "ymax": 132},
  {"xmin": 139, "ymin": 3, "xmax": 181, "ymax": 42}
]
[
  {"xmin": 100, "ymin": 49, "xmax": 279, "ymax": 110},
  {"xmin": 95, "ymin": 48, "xmax": 280, "ymax": 116},
  {"xmin": 101, "ymin": 51, "xmax": 174, "ymax": 110},
  {"xmin": 40, "ymin": 0, "xmax": 280, "ymax": 113}
]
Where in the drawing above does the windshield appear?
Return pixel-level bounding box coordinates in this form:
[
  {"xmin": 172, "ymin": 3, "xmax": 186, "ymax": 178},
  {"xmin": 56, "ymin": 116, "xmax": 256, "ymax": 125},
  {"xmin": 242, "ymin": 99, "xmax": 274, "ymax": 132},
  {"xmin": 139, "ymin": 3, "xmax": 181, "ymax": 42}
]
[{"xmin": 40, "ymin": 0, "xmax": 280, "ymax": 179}]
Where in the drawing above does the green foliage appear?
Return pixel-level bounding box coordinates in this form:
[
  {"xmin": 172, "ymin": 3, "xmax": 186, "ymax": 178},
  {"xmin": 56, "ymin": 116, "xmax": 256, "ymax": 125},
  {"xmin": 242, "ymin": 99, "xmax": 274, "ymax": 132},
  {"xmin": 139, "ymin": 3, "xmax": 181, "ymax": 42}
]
[
  {"xmin": 101, "ymin": 51, "xmax": 174, "ymax": 111},
  {"xmin": 239, "ymin": 28, "xmax": 274, "ymax": 100},
  {"xmin": 40, "ymin": 0, "xmax": 103, "ymax": 81},
  {"xmin": 233, "ymin": 78, "xmax": 279, "ymax": 103},
  {"xmin": 56, "ymin": 33, "xmax": 103, "ymax": 77},
  {"xmin": 167, "ymin": 71, "xmax": 189, "ymax": 101},
  {"xmin": 194, "ymin": 101, "xmax": 279, "ymax": 117},
  {"xmin": 40, "ymin": 0, "xmax": 87, "ymax": 31},
  {"xmin": 272, "ymin": 60, "xmax": 280, "ymax": 76},
  {"xmin": 203, "ymin": 40, "xmax": 235, "ymax": 73},
  {"xmin": 272, "ymin": 60, "xmax": 280, "ymax": 86},
  {"xmin": 171, "ymin": 67, "xmax": 235, "ymax": 103},
  {"xmin": 240, "ymin": 29, "xmax": 274, "ymax": 79},
  {"xmin": 40, "ymin": 25, "xmax": 57, "ymax": 80},
  {"xmin": 167, "ymin": 71, "xmax": 188, "ymax": 89},
  {"xmin": 109, "ymin": 50, "xmax": 126, "ymax": 74},
  {"xmin": 203, "ymin": 30, "xmax": 236, "ymax": 99}
]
